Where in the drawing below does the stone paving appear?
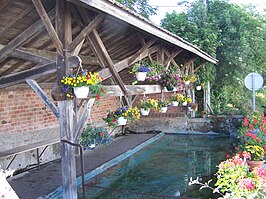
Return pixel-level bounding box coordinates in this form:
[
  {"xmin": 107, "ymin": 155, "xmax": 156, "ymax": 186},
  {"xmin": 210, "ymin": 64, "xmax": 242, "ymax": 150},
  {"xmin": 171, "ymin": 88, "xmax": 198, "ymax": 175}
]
[{"xmin": 8, "ymin": 134, "xmax": 155, "ymax": 199}]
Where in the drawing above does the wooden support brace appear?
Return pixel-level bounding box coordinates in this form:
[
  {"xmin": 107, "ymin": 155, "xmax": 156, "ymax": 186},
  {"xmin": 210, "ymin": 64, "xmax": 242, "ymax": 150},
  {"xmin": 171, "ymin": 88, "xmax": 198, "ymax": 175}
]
[
  {"xmin": 32, "ymin": 0, "xmax": 63, "ymax": 54},
  {"xmin": 74, "ymin": 98, "xmax": 95, "ymax": 143},
  {"xmin": 26, "ymin": 79, "xmax": 59, "ymax": 118}
]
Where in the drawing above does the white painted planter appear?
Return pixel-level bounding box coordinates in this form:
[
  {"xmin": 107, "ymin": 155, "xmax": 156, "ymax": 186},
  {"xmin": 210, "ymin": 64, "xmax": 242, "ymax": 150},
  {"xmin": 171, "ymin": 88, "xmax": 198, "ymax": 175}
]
[
  {"xmin": 188, "ymin": 107, "xmax": 193, "ymax": 111},
  {"xmin": 73, "ymin": 86, "xmax": 90, "ymax": 98},
  {"xmin": 196, "ymin": 86, "xmax": 202, "ymax": 90},
  {"xmin": 160, "ymin": 107, "xmax": 168, "ymax": 113},
  {"xmin": 136, "ymin": 72, "xmax": 147, "ymax": 81},
  {"xmin": 171, "ymin": 101, "xmax": 179, "ymax": 107},
  {"xmin": 140, "ymin": 108, "xmax": 150, "ymax": 116},
  {"xmin": 184, "ymin": 80, "xmax": 190, "ymax": 85},
  {"xmin": 88, "ymin": 144, "xmax": 96, "ymax": 149},
  {"xmin": 117, "ymin": 117, "xmax": 127, "ymax": 125},
  {"xmin": 182, "ymin": 101, "xmax": 188, "ymax": 106},
  {"xmin": 173, "ymin": 87, "xmax": 178, "ymax": 91}
]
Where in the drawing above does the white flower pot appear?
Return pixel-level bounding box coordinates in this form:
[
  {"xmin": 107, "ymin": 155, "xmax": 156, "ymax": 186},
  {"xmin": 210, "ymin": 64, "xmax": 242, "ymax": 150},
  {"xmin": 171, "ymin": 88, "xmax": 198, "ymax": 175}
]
[
  {"xmin": 182, "ymin": 101, "xmax": 188, "ymax": 106},
  {"xmin": 173, "ymin": 87, "xmax": 178, "ymax": 91},
  {"xmin": 160, "ymin": 107, "xmax": 168, "ymax": 113},
  {"xmin": 117, "ymin": 117, "xmax": 127, "ymax": 125},
  {"xmin": 73, "ymin": 86, "xmax": 90, "ymax": 98},
  {"xmin": 196, "ymin": 86, "xmax": 202, "ymax": 90},
  {"xmin": 171, "ymin": 101, "xmax": 179, "ymax": 107},
  {"xmin": 136, "ymin": 72, "xmax": 147, "ymax": 81},
  {"xmin": 188, "ymin": 107, "xmax": 193, "ymax": 111},
  {"xmin": 140, "ymin": 108, "xmax": 150, "ymax": 116},
  {"xmin": 88, "ymin": 144, "xmax": 96, "ymax": 149},
  {"xmin": 185, "ymin": 80, "xmax": 190, "ymax": 85}
]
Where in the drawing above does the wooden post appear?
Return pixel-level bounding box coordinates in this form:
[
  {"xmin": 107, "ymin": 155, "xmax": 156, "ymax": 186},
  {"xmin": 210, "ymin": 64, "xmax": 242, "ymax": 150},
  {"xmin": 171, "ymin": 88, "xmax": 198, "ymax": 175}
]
[{"xmin": 56, "ymin": 0, "xmax": 77, "ymax": 198}]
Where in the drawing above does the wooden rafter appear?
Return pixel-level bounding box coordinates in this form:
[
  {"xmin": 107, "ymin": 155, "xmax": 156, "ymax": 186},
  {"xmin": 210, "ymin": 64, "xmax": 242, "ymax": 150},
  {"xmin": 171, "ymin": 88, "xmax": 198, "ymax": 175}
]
[
  {"xmin": 0, "ymin": 9, "xmax": 55, "ymax": 61},
  {"xmin": 68, "ymin": 14, "xmax": 105, "ymax": 52},
  {"xmin": 0, "ymin": 63, "xmax": 56, "ymax": 88},
  {"xmin": 128, "ymin": 38, "xmax": 157, "ymax": 64},
  {"xmin": 32, "ymin": 0, "xmax": 63, "ymax": 54},
  {"xmin": 0, "ymin": 5, "xmax": 34, "ymax": 37},
  {"xmin": 181, "ymin": 58, "xmax": 197, "ymax": 72},
  {"xmin": 163, "ymin": 49, "xmax": 183, "ymax": 66},
  {"xmin": 194, "ymin": 62, "xmax": 206, "ymax": 73}
]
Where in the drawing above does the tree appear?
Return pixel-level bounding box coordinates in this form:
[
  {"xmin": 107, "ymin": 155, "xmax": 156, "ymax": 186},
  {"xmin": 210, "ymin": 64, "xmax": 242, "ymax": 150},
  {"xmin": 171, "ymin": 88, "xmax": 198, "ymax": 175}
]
[
  {"xmin": 161, "ymin": 0, "xmax": 266, "ymax": 114},
  {"xmin": 116, "ymin": 0, "xmax": 157, "ymax": 19}
]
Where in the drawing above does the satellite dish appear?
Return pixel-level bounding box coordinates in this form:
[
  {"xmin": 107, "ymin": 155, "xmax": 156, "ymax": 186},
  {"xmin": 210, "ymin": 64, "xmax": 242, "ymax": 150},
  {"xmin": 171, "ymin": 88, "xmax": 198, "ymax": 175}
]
[{"xmin": 244, "ymin": 73, "xmax": 264, "ymax": 91}]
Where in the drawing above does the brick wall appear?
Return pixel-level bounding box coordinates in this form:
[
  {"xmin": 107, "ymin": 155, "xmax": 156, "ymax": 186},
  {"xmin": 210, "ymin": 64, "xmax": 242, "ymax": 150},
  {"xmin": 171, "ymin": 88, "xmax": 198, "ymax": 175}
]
[{"xmin": 0, "ymin": 84, "xmax": 120, "ymax": 134}]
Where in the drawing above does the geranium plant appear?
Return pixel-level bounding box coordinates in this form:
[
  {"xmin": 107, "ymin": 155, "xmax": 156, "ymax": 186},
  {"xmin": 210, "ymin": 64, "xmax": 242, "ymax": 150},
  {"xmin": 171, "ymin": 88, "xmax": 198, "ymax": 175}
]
[
  {"xmin": 160, "ymin": 70, "xmax": 183, "ymax": 91},
  {"xmin": 189, "ymin": 153, "xmax": 266, "ymax": 198},
  {"xmin": 237, "ymin": 111, "xmax": 266, "ymax": 158},
  {"xmin": 61, "ymin": 70, "xmax": 105, "ymax": 100},
  {"xmin": 79, "ymin": 124, "xmax": 112, "ymax": 150},
  {"xmin": 139, "ymin": 98, "xmax": 158, "ymax": 111}
]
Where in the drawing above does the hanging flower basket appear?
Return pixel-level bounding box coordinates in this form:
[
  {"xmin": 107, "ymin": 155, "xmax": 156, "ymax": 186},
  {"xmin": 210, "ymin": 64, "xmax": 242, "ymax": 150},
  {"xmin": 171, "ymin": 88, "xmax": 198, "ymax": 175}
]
[
  {"xmin": 117, "ymin": 116, "xmax": 127, "ymax": 125},
  {"xmin": 196, "ymin": 85, "xmax": 202, "ymax": 90},
  {"xmin": 171, "ymin": 101, "xmax": 179, "ymax": 107},
  {"xmin": 140, "ymin": 108, "xmax": 150, "ymax": 116},
  {"xmin": 182, "ymin": 101, "xmax": 188, "ymax": 106},
  {"xmin": 184, "ymin": 80, "xmax": 190, "ymax": 85},
  {"xmin": 73, "ymin": 86, "xmax": 90, "ymax": 98},
  {"xmin": 136, "ymin": 72, "xmax": 147, "ymax": 81},
  {"xmin": 160, "ymin": 107, "xmax": 168, "ymax": 113}
]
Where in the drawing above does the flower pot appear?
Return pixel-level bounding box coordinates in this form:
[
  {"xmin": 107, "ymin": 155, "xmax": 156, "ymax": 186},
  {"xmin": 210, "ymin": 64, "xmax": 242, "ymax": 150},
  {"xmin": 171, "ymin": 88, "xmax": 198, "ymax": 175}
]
[
  {"xmin": 140, "ymin": 108, "xmax": 150, "ymax": 116},
  {"xmin": 184, "ymin": 80, "xmax": 190, "ymax": 85},
  {"xmin": 182, "ymin": 101, "xmax": 188, "ymax": 106},
  {"xmin": 117, "ymin": 117, "xmax": 127, "ymax": 125},
  {"xmin": 160, "ymin": 107, "xmax": 168, "ymax": 113},
  {"xmin": 171, "ymin": 101, "xmax": 179, "ymax": 107},
  {"xmin": 73, "ymin": 86, "xmax": 90, "ymax": 98},
  {"xmin": 196, "ymin": 86, "xmax": 202, "ymax": 90},
  {"xmin": 173, "ymin": 87, "xmax": 178, "ymax": 91},
  {"xmin": 136, "ymin": 72, "xmax": 147, "ymax": 81},
  {"xmin": 247, "ymin": 160, "xmax": 264, "ymax": 171},
  {"xmin": 188, "ymin": 107, "xmax": 193, "ymax": 111},
  {"xmin": 88, "ymin": 144, "xmax": 96, "ymax": 149}
]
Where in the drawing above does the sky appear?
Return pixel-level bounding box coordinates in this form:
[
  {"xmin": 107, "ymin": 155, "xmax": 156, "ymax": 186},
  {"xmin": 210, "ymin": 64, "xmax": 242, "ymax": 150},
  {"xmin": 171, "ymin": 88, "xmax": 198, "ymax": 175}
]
[{"xmin": 149, "ymin": 0, "xmax": 266, "ymax": 25}]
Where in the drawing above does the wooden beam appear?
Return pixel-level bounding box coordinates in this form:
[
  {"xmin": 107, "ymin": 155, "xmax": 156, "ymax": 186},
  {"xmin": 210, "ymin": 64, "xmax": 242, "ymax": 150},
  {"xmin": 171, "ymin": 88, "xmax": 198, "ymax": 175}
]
[
  {"xmin": 163, "ymin": 49, "xmax": 183, "ymax": 66},
  {"xmin": 128, "ymin": 38, "xmax": 157, "ymax": 64},
  {"xmin": 32, "ymin": 0, "xmax": 63, "ymax": 54},
  {"xmin": 181, "ymin": 58, "xmax": 196, "ymax": 71},
  {"xmin": 0, "ymin": 5, "xmax": 34, "ymax": 37},
  {"xmin": 104, "ymin": 85, "xmax": 162, "ymax": 96},
  {"xmin": 194, "ymin": 63, "xmax": 205, "ymax": 73},
  {"xmin": 74, "ymin": 98, "xmax": 95, "ymax": 143},
  {"xmin": 68, "ymin": 14, "xmax": 105, "ymax": 52},
  {"xmin": 0, "ymin": 9, "xmax": 55, "ymax": 61},
  {"xmin": 0, "ymin": 63, "xmax": 56, "ymax": 88},
  {"xmin": 26, "ymin": 79, "xmax": 59, "ymax": 118}
]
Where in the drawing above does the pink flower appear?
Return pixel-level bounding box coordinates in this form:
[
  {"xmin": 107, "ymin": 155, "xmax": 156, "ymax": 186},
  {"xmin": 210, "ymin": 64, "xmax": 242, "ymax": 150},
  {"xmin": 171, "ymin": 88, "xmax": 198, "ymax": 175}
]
[
  {"xmin": 226, "ymin": 154, "xmax": 230, "ymax": 159},
  {"xmin": 239, "ymin": 179, "xmax": 255, "ymax": 190}
]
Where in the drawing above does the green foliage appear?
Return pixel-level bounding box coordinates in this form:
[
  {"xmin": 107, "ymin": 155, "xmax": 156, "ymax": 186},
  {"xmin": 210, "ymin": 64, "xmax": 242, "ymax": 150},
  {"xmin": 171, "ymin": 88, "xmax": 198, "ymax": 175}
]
[
  {"xmin": 116, "ymin": 0, "xmax": 157, "ymax": 19},
  {"xmin": 161, "ymin": 0, "xmax": 266, "ymax": 113}
]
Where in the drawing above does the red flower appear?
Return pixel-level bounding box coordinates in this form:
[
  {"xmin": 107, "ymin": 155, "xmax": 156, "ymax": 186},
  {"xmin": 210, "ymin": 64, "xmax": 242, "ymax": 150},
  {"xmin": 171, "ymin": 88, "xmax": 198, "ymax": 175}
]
[
  {"xmin": 226, "ymin": 154, "xmax": 230, "ymax": 159},
  {"xmin": 253, "ymin": 119, "xmax": 258, "ymax": 125},
  {"xmin": 96, "ymin": 94, "xmax": 101, "ymax": 100},
  {"xmin": 260, "ymin": 126, "xmax": 265, "ymax": 131},
  {"xmin": 243, "ymin": 117, "xmax": 249, "ymax": 126},
  {"xmin": 239, "ymin": 179, "xmax": 255, "ymax": 191},
  {"xmin": 264, "ymin": 131, "xmax": 266, "ymax": 135},
  {"xmin": 100, "ymin": 132, "xmax": 104, "ymax": 137},
  {"xmin": 249, "ymin": 124, "xmax": 255, "ymax": 130}
]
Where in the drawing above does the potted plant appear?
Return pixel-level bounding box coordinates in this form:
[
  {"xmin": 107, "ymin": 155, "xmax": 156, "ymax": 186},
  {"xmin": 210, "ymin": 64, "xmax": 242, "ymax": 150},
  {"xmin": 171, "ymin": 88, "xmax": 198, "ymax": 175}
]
[
  {"xmin": 182, "ymin": 97, "xmax": 192, "ymax": 106},
  {"xmin": 170, "ymin": 93, "xmax": 184, "ymax": 106},
  {"xmin": 160, "ymin": 70, "xmax": 183, "ymax": 91},
  {"xmin": 189, "ymin": 152, "xmax": 266, "ymax": 198},
  {"xmin": 244, "ymin": 145, "xmax": 265, "ymax": 171},
  {"xmin": 79, "ymin": 124, "xmax": 113, "ymax": 150},
  {"xmin": 188, "ymin": 102, "xmax": 198, "ymax": 111},
  {"xmin": 138, "ymin": 98, "xmax": 158, "ymax": 116},
  {"xmin": 131, "ymin": 62, "xmax": 151, "ymax": 81},
  {"xmin": 61, "ymin": 70, "xmax": 105, "ymax": 99},
  {"xmin": 182, "ymin": 74, "xmax": 197, "ymax": 85},
  {"xmin": 158, "ymin": 100, "xmax": 169, "ymax": 113},
  {"xmin": 103, "ymin": 106, "xmax": 140, "ymax": 127}
]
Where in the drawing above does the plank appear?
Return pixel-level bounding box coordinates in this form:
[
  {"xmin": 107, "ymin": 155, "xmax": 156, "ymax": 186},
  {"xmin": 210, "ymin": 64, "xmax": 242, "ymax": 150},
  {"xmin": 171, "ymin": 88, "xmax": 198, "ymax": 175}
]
[
  {"xmin": 32, "ymin": 0, "xmax": 63, "ymax": 54},
  {"xmin": 26, "ymin": 79, "xmax": 59, "ymax": 118},
  {"xmin": 0, "ymin": 9, "xmax": 55, "ymax": 61},
  {"xmin": 68, "ymin": 14, "xmax": 105, "ymax": 52},
  {"xmin": 0, "ymin": 63, "xmax": 56, "ymax": 88}
]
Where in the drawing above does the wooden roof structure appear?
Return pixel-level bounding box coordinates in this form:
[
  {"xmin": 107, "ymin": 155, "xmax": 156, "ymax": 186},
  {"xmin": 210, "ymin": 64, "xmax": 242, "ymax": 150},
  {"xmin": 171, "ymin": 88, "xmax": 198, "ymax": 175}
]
[
  {"xmin": 0, "ymin": 0, "xmax": 218, "ymax": 198},
  {"xmin": 0, "ymin": 0, "xmax": 218, "ymax": 93}
]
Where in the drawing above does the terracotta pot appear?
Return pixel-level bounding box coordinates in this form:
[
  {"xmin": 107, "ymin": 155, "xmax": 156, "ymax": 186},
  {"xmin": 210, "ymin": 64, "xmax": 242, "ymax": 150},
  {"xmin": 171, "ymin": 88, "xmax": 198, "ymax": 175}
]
[
  {"xmin": 135, "ymin": 72, "xmax": 147, "ymax": 81},
  {"xmin": 73, "ymin": 86, "xmax": 90, "ymax": 98},
  {"xmin": 247, "ymin": 160, "xmax": 264, "ymax": 171},
  {"xmin": 140, "ymin": 108, "xmax": 150, "ymax": 116}
]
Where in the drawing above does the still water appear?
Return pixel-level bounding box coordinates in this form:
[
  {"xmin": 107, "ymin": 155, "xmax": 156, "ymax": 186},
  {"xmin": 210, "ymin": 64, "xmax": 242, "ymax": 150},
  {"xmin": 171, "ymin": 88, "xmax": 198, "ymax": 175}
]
[{"xmin": 81, "ymin": 134, "xmax": 236, "ymax": 198}]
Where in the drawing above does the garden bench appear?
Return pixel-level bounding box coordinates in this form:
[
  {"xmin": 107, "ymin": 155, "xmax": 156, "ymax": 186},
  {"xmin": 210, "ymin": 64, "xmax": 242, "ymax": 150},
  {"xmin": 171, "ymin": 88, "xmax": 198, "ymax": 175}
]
[{"xmin": 0, "ymin": 138, "xmax": 60, "ymax": 170}]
